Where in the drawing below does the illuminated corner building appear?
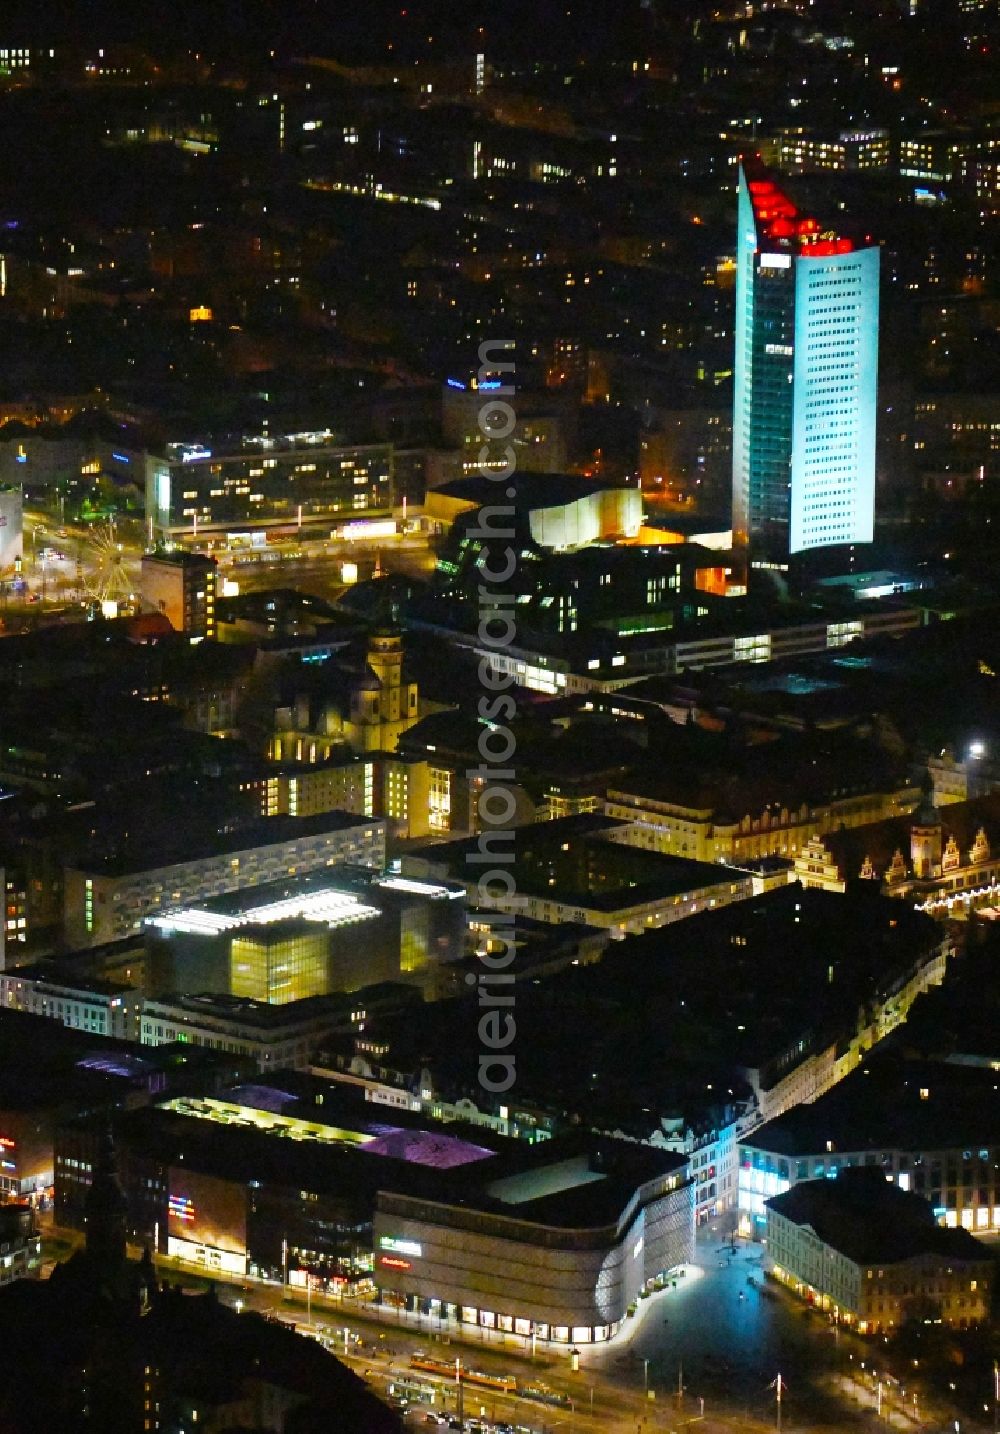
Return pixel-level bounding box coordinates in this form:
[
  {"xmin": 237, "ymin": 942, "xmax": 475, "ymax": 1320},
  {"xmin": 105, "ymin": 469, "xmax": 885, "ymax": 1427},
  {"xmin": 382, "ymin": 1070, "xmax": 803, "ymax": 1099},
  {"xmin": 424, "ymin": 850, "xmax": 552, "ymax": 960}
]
[
  {"xmin": 259, "ymin": 757, "xmax": 374, "ymax": 821},
  {"xmin": 134, "ymin": 436, "xmax": 395, "ymax": 541},
  {"xmin": 139, "ymin": 551, "xmax": 217, "ymax": 642},
  {"xmin": 765, "ymin": 1167, "xmax": 993, "ymax": 1335},
  {"xmin": 732, "ymin": 159, "xmax": 879, "ymax": 572},
  {"xmin": 143, "ymin": 870, "xmax": 465, "ymax": 1000},
  {"xmin": 376, "ymin": 751, "xmax": 433, "ymax": 841},
  {"xmin": 441, "ymin": 377, "xmax": 570, "ymax": 476},
  {"xmin": 54, "ymin": 1083, "xmax": 693, "ymax": 1346},
  {"xmin": 740, "ymin": 1053, "xmax": 1000, "ymax": 1242}
]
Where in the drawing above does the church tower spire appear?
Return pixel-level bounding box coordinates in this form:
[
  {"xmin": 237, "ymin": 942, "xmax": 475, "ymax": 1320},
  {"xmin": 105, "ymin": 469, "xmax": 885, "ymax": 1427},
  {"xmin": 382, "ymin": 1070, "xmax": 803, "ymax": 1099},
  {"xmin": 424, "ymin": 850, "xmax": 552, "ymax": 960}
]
[{"xmin": 85, "ymin": 1124, "xmax": 128, "ymax": 1272}]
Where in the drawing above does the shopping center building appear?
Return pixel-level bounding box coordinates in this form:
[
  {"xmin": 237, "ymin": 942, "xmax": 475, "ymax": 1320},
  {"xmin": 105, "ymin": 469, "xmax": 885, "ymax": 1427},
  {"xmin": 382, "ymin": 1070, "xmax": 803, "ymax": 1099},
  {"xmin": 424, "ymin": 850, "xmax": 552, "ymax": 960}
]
[
  {"xmin": 55, "ymin": 1076, "xmax": 693, "ymax": 1343},
  {"xmin": 373, "ymin": 1142, "xmax": 693, "ymax": 1343}
]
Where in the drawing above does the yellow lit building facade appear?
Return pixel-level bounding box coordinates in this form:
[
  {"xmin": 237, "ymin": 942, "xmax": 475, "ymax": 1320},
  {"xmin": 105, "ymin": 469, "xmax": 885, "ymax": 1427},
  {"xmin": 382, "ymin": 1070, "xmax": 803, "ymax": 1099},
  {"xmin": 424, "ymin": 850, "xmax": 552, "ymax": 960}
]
[
  {"xmin": 767, "ymin": 1179, "xmax": 993, "ymax": 1335},
  {"xmin": 270, "ymin": 629, "xmax": 422, "ymax": 759},
  {"xmin": 230, "ymin": 924, "xmax": 329, "ymax": 1004},
  {"xmin": 605, "ymin": 783, "xmax": 917, "ymax": 865}
]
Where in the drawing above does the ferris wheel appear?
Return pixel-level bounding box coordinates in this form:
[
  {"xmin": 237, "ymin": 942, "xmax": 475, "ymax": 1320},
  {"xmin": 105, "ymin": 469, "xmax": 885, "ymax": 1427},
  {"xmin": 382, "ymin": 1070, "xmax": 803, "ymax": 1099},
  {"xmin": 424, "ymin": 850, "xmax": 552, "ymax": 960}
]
[{"xmin": 80, "ymin": 521, "xmax": 139, "ymax": 609}]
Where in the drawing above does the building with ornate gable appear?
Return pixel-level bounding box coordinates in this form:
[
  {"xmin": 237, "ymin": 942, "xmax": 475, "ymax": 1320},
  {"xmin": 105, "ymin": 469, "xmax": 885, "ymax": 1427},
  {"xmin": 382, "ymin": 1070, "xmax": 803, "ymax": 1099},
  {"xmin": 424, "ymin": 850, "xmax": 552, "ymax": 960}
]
[{"xmin": 793, "ymin": 794, "xmax": 1000, "ymax": 916}]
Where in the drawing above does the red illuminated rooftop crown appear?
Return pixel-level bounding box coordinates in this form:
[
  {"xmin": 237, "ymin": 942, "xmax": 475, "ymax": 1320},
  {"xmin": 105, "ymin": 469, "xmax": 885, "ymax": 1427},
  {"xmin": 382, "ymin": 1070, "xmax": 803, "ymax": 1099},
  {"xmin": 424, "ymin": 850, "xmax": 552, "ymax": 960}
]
[{"xmin": 742, "ymin": 157, "xmax": 855, "ymax": 257}]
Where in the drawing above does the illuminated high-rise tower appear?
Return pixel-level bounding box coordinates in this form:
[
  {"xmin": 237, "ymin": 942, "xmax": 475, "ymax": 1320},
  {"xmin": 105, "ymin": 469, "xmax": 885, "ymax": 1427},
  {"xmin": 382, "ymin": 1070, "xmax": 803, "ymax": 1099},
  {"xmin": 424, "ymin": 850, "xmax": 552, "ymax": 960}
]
[{"xmin": 732, "ymin": 158, "xmax": 879, "ymax": 572}]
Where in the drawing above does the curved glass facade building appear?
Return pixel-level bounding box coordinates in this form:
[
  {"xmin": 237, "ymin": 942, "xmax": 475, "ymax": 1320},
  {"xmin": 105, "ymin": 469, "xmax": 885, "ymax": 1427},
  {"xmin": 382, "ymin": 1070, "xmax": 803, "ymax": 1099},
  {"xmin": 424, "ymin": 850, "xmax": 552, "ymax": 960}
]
[{"xmin": 732, "ymin": 160, "xmax": 879, "ymax": 566}]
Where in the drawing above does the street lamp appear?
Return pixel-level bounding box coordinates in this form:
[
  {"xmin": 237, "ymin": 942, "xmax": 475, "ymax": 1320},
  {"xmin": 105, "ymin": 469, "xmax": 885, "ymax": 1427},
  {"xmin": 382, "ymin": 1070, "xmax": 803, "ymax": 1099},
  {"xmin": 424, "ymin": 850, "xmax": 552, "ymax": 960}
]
[{"xmin": 642, "ymin": 1358, "xmax": 649, "ymax": 1395}]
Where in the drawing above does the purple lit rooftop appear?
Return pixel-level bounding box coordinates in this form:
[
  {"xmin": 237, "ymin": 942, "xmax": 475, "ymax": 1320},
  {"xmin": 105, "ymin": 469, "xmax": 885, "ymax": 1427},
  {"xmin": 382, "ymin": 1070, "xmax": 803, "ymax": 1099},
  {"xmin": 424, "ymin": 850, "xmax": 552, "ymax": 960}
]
[
  {"xmin": 76, "ymin": 1052, "xmax": 152, "ymax": 1079},
  {"xmin": 360, "ymin": 1122, "xmax": 494, "ymax": 1169}
]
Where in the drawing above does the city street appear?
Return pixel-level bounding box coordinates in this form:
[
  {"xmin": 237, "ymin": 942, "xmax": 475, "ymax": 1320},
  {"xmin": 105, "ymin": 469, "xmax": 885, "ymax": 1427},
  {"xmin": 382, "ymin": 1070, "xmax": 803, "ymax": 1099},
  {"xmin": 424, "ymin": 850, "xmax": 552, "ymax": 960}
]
[
  {"xmin": 122, "ymin": 1231, "xmax": 974, "ymax": 1434},
  {"xmin": 0, "ymin": 10, "xmax": 996, "ymax": 1431},
  {"xmin": 1, "ymin": 510, "xmax": 439, "ymax": 628},
  {"xmin": 590, "ymin": 1230, "xmax": 845, "ymax": 1422},
  {"xmin": 579, "ymin": 1227, "xmax": 973, "ymax": 1434},
  {"xmin": 36, "ymin": 1215, "xmax": 985, "ymax": 1433}
]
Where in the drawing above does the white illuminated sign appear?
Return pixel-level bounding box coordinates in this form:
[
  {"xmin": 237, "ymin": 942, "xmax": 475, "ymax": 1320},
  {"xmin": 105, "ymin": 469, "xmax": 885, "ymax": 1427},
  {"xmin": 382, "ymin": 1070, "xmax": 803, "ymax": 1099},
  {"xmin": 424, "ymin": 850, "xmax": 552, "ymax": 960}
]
[{"xmin": 379, "ymin": 1236, "xmax": 423, "ymax": 1258}]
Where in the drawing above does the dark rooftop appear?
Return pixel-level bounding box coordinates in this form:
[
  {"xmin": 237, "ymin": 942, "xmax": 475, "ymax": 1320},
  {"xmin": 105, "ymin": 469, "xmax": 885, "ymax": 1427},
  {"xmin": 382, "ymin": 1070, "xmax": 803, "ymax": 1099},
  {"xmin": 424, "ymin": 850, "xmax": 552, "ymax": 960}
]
[
  {"xmin": 3, "ymin": 961, "xmax": 136, "ymax": 998},
  {"xmin": 146, "ymin": 984, "xmax": 420, "ymax": 1030},
  {"xmin": 746, "ymin": 1053, "xmax": 1000, "ymax": 1158},
  {"xmin": 767, "ymin": 1168, "xmax": 992, "ymax": 1267},
  {"xmin": 141, "ymin": 549, "xmax": 216, "ymax": 569},
  {"xmin": 75, "ymin": 810, "xmax": 379, "ymax": 877},
  {"xmin": 339, "ymin": 884, "xmax": 941, "ymax": 1140},
  {"xmin": 407, "ymin": 813, "xmax": 747, "ymax": 910},
  {"xmin": 434, "ymin": 470, "xmax": 632, "ymax": 513},
  {"xmin": 102, "ymin": 1075, "xmax": 688, "ymax": 1235},
  {"xmin": 0, "ymin": 1008, "xmax": 249, "ymax": 1111}
]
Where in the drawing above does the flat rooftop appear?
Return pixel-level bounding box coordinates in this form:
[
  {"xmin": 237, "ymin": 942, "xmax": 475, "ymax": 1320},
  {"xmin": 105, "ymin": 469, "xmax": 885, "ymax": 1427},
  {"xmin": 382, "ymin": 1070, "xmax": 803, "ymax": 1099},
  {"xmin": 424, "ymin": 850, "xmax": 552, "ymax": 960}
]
[
  {"xmin": 488, "ymin": 1156, "xmax": 606, "ymax": 1206},
  {"xmin": 435, "ymin": 471, "xmax": 631, "ymax": 513},
  {"xmin": 158, "ymin": 1093, "xmax": 496, "ymax": 1171},
  {"xmin": 0, "ymin": 1008, "xmax": 245, "ymax": 1111},
  {"xmin": 143, "ymin": 988, "xmax": 417, "ymax": 1031},
  {"xmin": 77, "ymin": 812, "xmax": 381, "ymax": 878},
  {"xmin": 141, "ymin": 550, "xmax": 215, "ymax": 569},
  {"xmin": 347, "ymin": 885, "xmax": 941, "ymax": 1139},
  {"xmin": 103, "ymin": 1075, "xmax": 689, "ymax": 1234},
  {"xmin": 408, "ymin": 814, "xmax": 747, "ymax": 910},
  {"xmin": 147, "ymin": 868, "xmax": 461, "ymax": 941},
  {"xmin": 745, "ymin": 1054, "xmax": 1000, "ymax": 1156},
  {"xmin": 147, "ymin": 883, "xmax": 381, "ymax": 938},
  {"xmin": 2, "ymin": 962, "xmax": 135, "ymax": 998},
  {"xmin": 768, "ymin": 1169, "xmax": 990, "ymax": 1266},
  {"xmin": 813, "ymin": 570, "xmax": 923, "ymax": 595},
  {"xmin": 739, "ymin": 672, "xmax": 843, "ymax": 696}
]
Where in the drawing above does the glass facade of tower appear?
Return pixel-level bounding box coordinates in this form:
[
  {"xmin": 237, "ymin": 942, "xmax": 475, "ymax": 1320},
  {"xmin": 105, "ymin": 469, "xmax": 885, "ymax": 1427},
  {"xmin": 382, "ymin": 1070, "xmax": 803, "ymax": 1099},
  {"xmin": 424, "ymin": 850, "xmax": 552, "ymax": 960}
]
[
  {"xmin": 789, "ymin": 246, "xmax": 879, "ymax": 553},
  {"xmin": 732, "ymin": 162, "xmax": 879, "ymax": 563}
]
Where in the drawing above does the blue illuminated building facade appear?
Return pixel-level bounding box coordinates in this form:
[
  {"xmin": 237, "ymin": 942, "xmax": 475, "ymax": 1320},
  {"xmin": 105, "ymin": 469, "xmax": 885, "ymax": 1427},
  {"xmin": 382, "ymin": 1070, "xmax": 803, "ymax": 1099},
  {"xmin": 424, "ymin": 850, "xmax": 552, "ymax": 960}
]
[{"xmin": 732, "ymin": 160, "xmax": 879, "ymax": 569}]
